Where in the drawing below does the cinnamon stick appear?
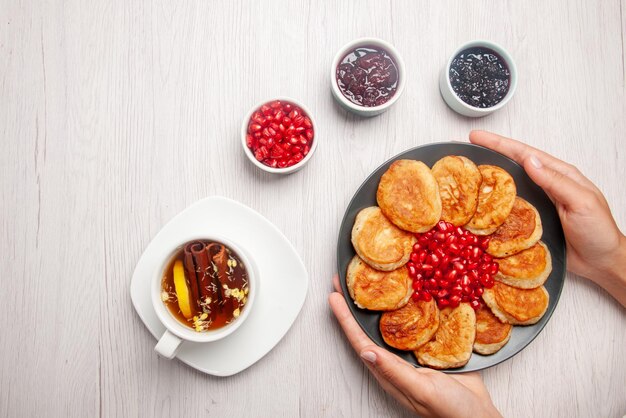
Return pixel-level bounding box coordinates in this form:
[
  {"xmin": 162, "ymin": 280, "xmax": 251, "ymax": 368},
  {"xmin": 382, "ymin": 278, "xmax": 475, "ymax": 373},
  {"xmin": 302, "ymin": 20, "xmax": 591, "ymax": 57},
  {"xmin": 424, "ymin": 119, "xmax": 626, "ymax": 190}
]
[
  {"xmin": 208, "ymin": 243, "xmax": 236, "ymax": 314},
  {"xmin": 191, "ymin": 242, "xmax": 220, "ymax": 320},
  {"xmin": 183, "ymin": 243, "xmax": 201, "ymax": 314}
]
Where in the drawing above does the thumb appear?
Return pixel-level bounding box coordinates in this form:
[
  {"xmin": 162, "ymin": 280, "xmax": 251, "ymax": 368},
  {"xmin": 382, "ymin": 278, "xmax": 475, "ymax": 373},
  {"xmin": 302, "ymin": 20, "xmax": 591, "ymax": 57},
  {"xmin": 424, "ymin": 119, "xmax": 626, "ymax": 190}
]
[
  {"xmin": 360, "ymin": 346, "xmax": 429, "ymax": 396},
  {"xmin": 523, "ymin": 154, "xmax": 589, "ymax": 209}
]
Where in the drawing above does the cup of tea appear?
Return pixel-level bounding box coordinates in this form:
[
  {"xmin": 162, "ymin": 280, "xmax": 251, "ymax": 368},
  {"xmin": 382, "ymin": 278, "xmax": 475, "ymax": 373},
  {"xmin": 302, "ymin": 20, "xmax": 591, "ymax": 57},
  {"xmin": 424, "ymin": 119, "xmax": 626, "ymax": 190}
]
[{"xmin": 151, "ymin": 235, "xmax": 257, "ymax": 359}]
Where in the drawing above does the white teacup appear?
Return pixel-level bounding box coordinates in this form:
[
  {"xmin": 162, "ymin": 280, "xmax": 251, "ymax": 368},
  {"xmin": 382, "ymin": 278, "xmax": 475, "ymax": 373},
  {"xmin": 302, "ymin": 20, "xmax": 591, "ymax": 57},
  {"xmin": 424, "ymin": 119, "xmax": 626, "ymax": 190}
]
[{"xmin": 151, "ymin": 235, "xmax": 257, "ymax": 359}]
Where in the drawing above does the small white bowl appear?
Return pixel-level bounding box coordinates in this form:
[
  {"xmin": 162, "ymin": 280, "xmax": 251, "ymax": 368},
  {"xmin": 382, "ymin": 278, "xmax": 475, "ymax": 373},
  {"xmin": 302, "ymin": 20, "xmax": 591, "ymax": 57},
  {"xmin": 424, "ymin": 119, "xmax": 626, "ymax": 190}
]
[
  {"xmin": 152, "ymin": 235, "xmax": 258, "ymax": 359},
  {"xmin": 241, "ymin": 97, "xmax": 318, "ymax": 175},
  {"xmin": 439, "ymin": 40, "xmax": 517, "ymax": 118},
  {"xmin": 330, "ymin": 38, "xmax": 406, "ymax": 117}
]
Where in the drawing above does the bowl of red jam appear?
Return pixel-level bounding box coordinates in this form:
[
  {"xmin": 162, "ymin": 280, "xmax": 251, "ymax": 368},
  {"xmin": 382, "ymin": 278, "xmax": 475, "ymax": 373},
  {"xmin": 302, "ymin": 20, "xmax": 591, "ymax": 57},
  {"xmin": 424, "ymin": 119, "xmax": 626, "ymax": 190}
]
[
  {"xmin": 331, "ymin": 38, "xmax": 406, "ymax": 117},
  {"xmin": 440, "ymin": 40, "xmax": 517, "ymax": 117},
  {"xmin": 242, "ymin": 98, "xmax": 317, "ymax": 174}
]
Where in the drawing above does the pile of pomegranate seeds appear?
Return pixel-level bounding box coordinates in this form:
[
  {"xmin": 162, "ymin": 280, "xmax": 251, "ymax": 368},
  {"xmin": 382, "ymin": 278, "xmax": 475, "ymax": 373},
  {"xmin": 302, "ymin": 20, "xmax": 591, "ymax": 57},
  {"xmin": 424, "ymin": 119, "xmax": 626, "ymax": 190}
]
[
  {"xmin": 246, "ymin": 100, "xmax": 314, "ymax": 169},
  {"xmin": 409, "ymin": 221, "xmax": 499, "ymax": 311}
]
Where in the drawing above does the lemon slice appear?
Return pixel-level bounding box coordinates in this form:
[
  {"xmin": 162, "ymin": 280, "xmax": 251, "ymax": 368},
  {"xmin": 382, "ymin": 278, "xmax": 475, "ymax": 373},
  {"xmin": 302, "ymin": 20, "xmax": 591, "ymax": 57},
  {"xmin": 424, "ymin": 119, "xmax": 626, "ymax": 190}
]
[{"xmin": 173, "ymin": 260, "xmax": 193, "ymax": 319}]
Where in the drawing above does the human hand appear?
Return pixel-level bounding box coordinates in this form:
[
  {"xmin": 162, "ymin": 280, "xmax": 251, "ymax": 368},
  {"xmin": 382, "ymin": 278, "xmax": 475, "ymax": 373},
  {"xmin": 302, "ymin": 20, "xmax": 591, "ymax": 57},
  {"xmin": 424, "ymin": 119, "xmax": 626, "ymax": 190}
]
[
  {"xmin": 328, "ymin": 275, "xmax": 502, "ymax": 418},
  {"xmin": 470, "ymin": 130, "xmax": 626, "ymax": 306}
]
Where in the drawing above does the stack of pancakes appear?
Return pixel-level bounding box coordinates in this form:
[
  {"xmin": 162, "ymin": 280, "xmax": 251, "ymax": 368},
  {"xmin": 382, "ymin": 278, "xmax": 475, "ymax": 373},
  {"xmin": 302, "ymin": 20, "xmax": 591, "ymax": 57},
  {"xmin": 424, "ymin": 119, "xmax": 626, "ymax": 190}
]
[{"xmin": 347, "ymin": 156, "xmax": 552, "ymax": 369}]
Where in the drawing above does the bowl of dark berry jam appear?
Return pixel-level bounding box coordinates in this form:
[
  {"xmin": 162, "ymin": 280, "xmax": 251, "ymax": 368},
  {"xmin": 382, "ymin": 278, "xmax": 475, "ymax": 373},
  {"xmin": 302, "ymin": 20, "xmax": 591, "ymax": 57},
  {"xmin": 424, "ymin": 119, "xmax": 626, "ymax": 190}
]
[
  {"xmin": 440, "ymin": 40, "xmax": 517, "ymax": 117},
  {"xmin": 331, "ymin": 38, "xmax": 406, "ymax": 117},
  {"xmin": 242, "ymin": 98, "xmax": 317, "ymax": 174}
]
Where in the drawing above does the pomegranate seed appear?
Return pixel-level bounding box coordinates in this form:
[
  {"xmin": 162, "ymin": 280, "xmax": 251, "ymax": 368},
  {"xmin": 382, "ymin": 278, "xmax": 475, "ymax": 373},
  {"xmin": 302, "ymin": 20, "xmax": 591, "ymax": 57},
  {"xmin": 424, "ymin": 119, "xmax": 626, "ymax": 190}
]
[
  {"xmin": 448, "ymin": 243, "xmax": 460, "ymax": 254},
  {"xmin": 412, "ymin": 292, "xmax": 420, "ymax": 301},
  {"xmin": 427, "ymin": 278, "xmax": 437, "ymax": 290},
  {"xmin": 249, "ymin": 123, "xmax": 262, "ymax": 132},
  {"xmin": 470, "ymin": 300, "xmax": 481, "ymax": 310},
  {"xmin": 437, "ymin": 289, "xmax": 449, "ymax": 299},
  {"xmin": 267, "ymin": 159, "xmax": 278, "ymax": 168},
  {"xmin": 410, "ymin": 252, "xmax": 419, "ymax": 263},
  {"xmin": 261, "ymin": 104, "xmax": 272, "ymax": 115},
  {"xmin": 434, "ymin": 247, "xmax": 445, "ymax": 259},
  {"xmin": 471, "ymin": 247, "xmax": 483, "ymax": 260},
  {"xmin": 449, "ymin": 295, "xmax": 461, "ymax": 308},
  {"xmin": 438, "ymin": 299, "xmax": 450, "ymax": 309},
  {"xmin": 479, "ymin": 274, "xmax": 492, "ymax": 287},
  {"xmin": 303, "ymin": 145, "xmax": 310, "ymax": 155},
  {"xmin": 482, "ymin": 254, "xmax": 493, "ymax": 263},
  {"xmin": 419, "ymin": 251, "xmax": 427, "ymax": 263},
  {"xmin": 412, "ymin": 243, "xmax": 421, "ymax": 252},
  {"xmin": 420, "ymin": 291, "xmax": 432, "ymax": 302},
  {"xmin": 445, "ymin": 269, "xmax": 458, "ymax": 281},
  {"xmin": 461, "ymin": 295, "xmax": 470, "ymax": 302},
  {"xmin": 453, "ymin": 261, "xmax": 465, "ymax": 272},
  {"xmin": 437, "ymin": 220, "xmax": 449, "ymax": 231},
  {"xmin": 408, "ymin": 265, "xmax": 417, "ymax": 278},
  {"xmin": 451, "ymin": 285, "xmax": 463, "ymax": 294},
  {"xmin": 303, "ymin": 117, "xmax": 312, "ymax": 128},
  {"xmin": 439, "ymin": 280, "xmax": 450, "ymax": 289},
  {"xmin": 429, "ymin": 253, "xmax": 440, "ymax": 267},
  {"xmin": 412, "ymin": 280, "xmax": 422, "ymax": 290},
  {"xmin": 432, "ymin": 270, "xmax": 442, "ymax": 281},
  {"xmin": 455, "ymin": 227, "xmax": 464, "ymax": 236},
  {"xmin": 489, "ymin": 263, "xmax": 499, "ymax": 275},
  {"xmin": 415, "ymin": 273, "xmax": 423, "ymax": 281},
  {"xmin": 293, "ymin": 153, "xmax": 304, "ymax": 163},
  {"xmin": 418, "ymin": 236, "xmax": 429, "ymax": 246},
  {"xmin": 480, "ymin": 237, "xmax": 491, "ymax": 250},
  {"xmin": 305, "ymin": 129, "xmax": 314, "ymax": 140},
  {"xmin": 445, "ymin": 235, "xmax": 457, "ymax": 245},
  {"xmin": 462, "ymin": 285, "xmax": 472, "ymax": 295},
  {"xmin": 475, "ymin": 287, "xmax": 484, "ymax": 296},
  {"xmin": 428, "ymin": 241, "xmax": 438, "ymax": 251},
  {"xmin": 434, "ymin": 232, "xmax": 446, "ymax": 242},
  {"xmin": 460, "ymin": 275, "xmax": 471, "ymax": 287}
]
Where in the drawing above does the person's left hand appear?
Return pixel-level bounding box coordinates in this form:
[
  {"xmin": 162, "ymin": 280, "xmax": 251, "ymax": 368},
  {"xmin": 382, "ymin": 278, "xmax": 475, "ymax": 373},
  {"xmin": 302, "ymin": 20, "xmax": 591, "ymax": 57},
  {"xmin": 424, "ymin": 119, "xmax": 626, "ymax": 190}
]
[{"xmin": 329, "ymin": 274, "xmax": 502, "ymax": 418}]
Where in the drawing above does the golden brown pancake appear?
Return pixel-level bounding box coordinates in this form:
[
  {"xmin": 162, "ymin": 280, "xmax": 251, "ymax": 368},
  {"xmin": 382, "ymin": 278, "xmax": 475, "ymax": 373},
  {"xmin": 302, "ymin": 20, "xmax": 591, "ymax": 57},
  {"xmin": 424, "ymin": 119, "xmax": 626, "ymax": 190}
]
[
  {"xmin": 482, "ymin": 282, "xmax": 549, "ymax": 325},
  {"xmin": 495, "ymin": 242, "xmax": 552, "ymax": 289},
  {"xmin": 380, "ymin": 298, "xmax": 440, "ymax": 350},
  {"xmin": 473, "ymin": 306, "xmax": 512, "ymax": 355},
  {"xmin": 377, "ymin": 160, "xmax": 442, "ymax": 233},
  {"xmin": 415, "ymin": 304, "xmax": 476, "ymax": 369},
  {"xmin": 346, "ymin": 256, "xmax": 412, "ymax": 311},
  {"xmin": 465, "ymin": 165, "xmax": 516, "ymax": 235},
  {"xmin": 431, "ymin": 155, "xmax": 482, "ymax": 226},
  {"xmin": 487, "ymin": 197, "xmax": 543, "ymax": 257},
  {"xmin": 351, "ymin": 206, "xmax": 416, "ymax": 271}
]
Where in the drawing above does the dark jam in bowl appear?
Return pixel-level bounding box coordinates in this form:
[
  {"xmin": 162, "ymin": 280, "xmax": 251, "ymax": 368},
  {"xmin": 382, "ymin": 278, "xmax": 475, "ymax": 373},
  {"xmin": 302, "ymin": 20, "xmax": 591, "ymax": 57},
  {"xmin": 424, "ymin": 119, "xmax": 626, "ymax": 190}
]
[
  {"xmin": 449, "ymin": 47, "xmax": 510, "ymax": 108},
  {"xmin": 336, "ymin": 46, "xmax": 399, "ymax": 107}
]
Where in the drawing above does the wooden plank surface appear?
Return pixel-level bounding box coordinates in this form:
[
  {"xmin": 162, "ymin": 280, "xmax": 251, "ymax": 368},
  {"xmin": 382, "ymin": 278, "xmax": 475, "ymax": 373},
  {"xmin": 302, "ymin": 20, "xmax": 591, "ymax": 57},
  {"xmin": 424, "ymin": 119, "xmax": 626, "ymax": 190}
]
[{"xmin": 1, "ymin": 1, "xmax": 625, "ymax": 417}]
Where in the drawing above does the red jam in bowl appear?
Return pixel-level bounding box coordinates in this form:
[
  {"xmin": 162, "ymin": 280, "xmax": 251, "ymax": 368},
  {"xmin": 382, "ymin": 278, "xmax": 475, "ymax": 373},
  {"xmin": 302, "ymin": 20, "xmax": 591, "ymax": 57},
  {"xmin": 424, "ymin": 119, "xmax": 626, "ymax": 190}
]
[
  {"xmin": 336, "ymin": 46, "xmax": 399, "ymax": 107},
  {"xmin": 245, "ymin": 100, "xmax": 314, "ymax": 169}
]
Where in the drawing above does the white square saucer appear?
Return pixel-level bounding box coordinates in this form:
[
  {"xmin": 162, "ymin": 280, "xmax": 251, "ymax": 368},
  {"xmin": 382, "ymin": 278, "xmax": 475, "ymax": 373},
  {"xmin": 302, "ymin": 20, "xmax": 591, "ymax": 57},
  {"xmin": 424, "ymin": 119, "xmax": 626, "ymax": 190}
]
[{"xmin": 130, "ymin": 196, "xmax": 309, "ymax": 376}]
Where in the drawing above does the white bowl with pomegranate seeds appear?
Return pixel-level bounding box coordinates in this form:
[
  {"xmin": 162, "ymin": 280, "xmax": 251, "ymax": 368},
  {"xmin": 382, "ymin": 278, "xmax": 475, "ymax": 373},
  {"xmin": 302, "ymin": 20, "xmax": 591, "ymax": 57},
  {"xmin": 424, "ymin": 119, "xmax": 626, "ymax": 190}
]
[{"xmin": 242, "ymin": 98, "xmax": 317, "ymax": 174}]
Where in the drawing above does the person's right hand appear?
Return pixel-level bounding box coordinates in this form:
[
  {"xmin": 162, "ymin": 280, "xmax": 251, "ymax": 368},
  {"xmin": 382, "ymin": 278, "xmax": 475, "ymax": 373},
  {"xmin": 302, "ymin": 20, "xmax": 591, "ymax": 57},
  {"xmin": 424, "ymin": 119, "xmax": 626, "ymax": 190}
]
[{"xmin": 470, "ymin": 130, "xmax": 626, "ymax": 307}]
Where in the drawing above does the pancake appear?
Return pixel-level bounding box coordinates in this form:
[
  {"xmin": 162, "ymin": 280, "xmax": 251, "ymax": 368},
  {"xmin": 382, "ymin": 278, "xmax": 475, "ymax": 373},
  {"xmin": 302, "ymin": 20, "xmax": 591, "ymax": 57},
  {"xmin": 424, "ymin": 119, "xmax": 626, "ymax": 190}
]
[
  {"xmin": 465, "ymin": 165, "xmax": 516, "ymax": 235},
  {"xmin": 415, "ymin": 304, "xmax": 476, "ymax": 369},
  {"xmin": 380, "ymin": 298, "xmax": 440, "ymax": 351},
  {"xmin": 377, "ymin": 160, "xmax": 442, "ymax": 233},
  {"xmin": 346, "ymin": 256, "xmax": 412, "ymax": 311},
  {"xmin": 351, "ymin": 206, "xmax": 416, "ymax": 271},
  {"xmin": 431, "ymin": 155, "xmax": 482, "ymax": 226},
  {"xmin": 487, "ymin": 197, "xmax": 543, "ymax": 257},
  {"xmin": 495, "ymin": 242, "xmax": 552, "ymax": 289},
  {"xmin": 473, "ymin": 306, "xmax": 512, "ymax": 355},
  {"xmin": 482, "ymin": 282, "xmax": 549, "ymax": 325}
]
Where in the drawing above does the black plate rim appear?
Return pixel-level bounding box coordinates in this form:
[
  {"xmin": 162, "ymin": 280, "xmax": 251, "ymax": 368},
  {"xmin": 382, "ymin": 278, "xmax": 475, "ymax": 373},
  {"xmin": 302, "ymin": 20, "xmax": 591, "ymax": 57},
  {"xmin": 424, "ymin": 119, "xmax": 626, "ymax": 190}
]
[{"xmin": 336, "ymin": 141, "xmax": 566, "ymax": 373}]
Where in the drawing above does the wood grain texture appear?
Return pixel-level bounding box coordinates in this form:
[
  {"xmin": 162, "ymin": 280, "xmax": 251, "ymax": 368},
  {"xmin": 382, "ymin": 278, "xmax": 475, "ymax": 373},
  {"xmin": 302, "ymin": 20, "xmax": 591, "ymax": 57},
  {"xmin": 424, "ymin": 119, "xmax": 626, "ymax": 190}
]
[{"xmin": 1, "ymin": 0, "xmax": 625, "ymax": 417}]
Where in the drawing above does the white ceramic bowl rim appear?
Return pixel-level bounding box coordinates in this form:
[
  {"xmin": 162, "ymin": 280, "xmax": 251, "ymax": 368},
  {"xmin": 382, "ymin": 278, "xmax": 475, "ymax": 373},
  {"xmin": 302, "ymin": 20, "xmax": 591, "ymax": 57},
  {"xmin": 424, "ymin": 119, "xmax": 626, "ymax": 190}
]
[
  {"xmin": 241, "ymin": 97, "xmax": 318, "ymax": 174},
  {"xmin": 330, "ymin": 37, "xmax": 406, "ymax": 113},
  {"xmin": 151, "ymin": 234, "xmax": 257, "ymax": 343},
  {"xmin": 443, "ymin": 39, "xmax": 518, "ymax": 113}
]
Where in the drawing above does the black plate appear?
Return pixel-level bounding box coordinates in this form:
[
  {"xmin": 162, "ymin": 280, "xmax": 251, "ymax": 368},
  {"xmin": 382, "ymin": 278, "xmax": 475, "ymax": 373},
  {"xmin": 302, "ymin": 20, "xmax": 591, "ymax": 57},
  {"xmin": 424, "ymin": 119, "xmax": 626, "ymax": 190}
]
[{"xmin": 336, "ymin": 142, "xmax": 566, "ymax": 373}]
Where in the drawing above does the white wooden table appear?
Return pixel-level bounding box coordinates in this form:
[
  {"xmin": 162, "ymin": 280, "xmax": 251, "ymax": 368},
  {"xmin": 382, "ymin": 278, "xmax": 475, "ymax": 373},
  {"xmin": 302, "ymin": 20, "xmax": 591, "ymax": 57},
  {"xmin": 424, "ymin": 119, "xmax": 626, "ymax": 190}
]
[{"xmin": 2, "ymin": 1, "xmax": 625, "ymax": 416}]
